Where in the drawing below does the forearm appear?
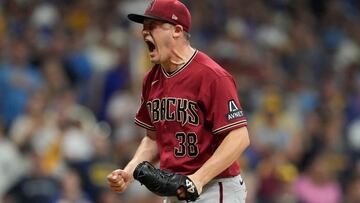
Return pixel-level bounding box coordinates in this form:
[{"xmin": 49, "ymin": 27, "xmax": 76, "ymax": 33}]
[
  {"xmin": 124, "ymin": 135, "xmax": 159, "ymax": 175},
  {"xmin": 193, "ymin": 127, "xmax": 250, "ymax": 186}
]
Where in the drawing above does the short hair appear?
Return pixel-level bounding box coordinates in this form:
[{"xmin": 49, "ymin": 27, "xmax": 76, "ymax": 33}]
[
  {"xmin": 162, "ymin": 22, "xmax": 191, "ymax": 41},
  {"xmin": 184, "ymin": 32, "xmax": 191, "ymax": 41}
]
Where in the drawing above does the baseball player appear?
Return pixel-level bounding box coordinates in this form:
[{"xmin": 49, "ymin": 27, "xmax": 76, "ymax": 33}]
[{"xmin": 107, "ymin": 0, "xmax": 250, "ymax": 202}]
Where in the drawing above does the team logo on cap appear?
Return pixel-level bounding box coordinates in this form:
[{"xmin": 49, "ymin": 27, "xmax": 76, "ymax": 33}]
[{"xmin": 172, "ymin": 14, "xmax": 178, "ymax": 20}]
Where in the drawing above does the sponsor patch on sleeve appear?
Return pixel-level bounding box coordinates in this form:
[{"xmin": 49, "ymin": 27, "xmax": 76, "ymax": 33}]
[{"xmin": 226, "ymin": 99, "xmax": 244, "ymax": 120}]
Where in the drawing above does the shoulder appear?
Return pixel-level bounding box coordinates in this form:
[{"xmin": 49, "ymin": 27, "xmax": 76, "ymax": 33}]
[{"xmin": 192, "ymin": 51, "xmax": 233, "ymax": 80}]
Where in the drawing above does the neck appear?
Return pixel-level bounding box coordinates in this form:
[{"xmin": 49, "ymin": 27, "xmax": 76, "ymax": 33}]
[{"xmin": 161, "ymin": 44, "xmax": 195, "ymax": 73}]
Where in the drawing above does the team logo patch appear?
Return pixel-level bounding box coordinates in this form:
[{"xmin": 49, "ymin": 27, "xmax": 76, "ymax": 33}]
[{"xmin": 226, "ymin": 99, "xmax": 243, "ymax": 120}]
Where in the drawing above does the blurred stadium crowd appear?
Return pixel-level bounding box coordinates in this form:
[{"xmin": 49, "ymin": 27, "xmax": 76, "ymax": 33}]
[{"xmin": 0, "ymin": 0, "xmax": 360, "ymax": 203}]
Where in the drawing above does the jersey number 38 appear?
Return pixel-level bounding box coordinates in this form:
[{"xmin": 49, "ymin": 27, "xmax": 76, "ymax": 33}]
[{"xmin": 174, "ymin": 132, "xmax": 199, "ymax": 157}]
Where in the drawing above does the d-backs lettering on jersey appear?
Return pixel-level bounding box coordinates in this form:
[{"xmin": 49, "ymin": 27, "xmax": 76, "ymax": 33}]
[
  {"xmin": 135, "ymin": 50, "xmax": 247, "ymax": 177},
  {"xmin": 146, "ymin": 97, "xmax": 199, "ymax": 126}
]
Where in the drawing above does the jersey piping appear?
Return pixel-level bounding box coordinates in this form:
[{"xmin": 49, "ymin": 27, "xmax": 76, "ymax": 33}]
[
  {"xmin": 212, "ymin": 120, "xmax": 247, "ymax": 135},
  {"xmin": 161, "ymin": 50, "xmax": 198, "ymax": 78},
  {"xmin": 219, "ymin": 182, "xmax": 224, "ymax": 203},
  {"xmin": 134, "ymin": 117, "xmax": 155, "ymax": 131}
]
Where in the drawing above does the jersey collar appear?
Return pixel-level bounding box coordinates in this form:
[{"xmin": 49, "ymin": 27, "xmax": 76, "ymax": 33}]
[{"xmin": 161, "ymin": 50, "xmax": 198, "ymax": 78}]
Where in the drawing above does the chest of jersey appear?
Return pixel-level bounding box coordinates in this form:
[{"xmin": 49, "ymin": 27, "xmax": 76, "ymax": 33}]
[
  {"xmin": 145, "ymin": 65, "xmax": 215, "ymax": 168},
  {"xmin": 146, "ymin": 74, "xmax": 201, "ymax": 128}
]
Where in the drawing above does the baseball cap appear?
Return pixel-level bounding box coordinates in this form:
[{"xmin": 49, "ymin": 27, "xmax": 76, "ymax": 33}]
[{"xmin": 127, "ymin": 0, "xmax": 191, "ymax": 32}]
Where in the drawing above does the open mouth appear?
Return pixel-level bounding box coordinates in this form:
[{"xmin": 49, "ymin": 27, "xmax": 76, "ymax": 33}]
[{"xmin": 145, "ymin": 40, "xmax": 156, "ymax": 53}]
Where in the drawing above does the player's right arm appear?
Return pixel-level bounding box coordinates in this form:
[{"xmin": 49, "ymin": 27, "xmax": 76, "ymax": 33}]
[{"xmin": 107, "ymin": 130, "xmax": 158, "ymax": 193}]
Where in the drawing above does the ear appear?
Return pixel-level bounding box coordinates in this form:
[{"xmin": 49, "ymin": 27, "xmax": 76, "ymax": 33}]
[{"xmin": 173, "ymin": 25, "xmax": 184, "ymax": 38}]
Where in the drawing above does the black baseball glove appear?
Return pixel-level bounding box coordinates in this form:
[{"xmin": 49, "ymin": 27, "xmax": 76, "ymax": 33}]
[{"xmin": 133, "ymin": 161, "xmax": 199, "ymax": 202}]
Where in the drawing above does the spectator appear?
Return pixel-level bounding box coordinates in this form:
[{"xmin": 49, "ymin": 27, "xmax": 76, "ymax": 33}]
[
  {"xmin": 51, "ymin": 168, "xmax": 92, "ymax": 203},
  {"xmin": 9, "ymin": 90, "xmax": 64, "ymax": 175},
  {"xmin": 293, "ymin": 152, "xmax": 342, "ymax": 203},
  {"xmin": 0, "ymin": 122, "xmax": 25, "ymax": 200},
  {"xmin": 0, "ymin": 40, "xmax": 43, "ymax": 128},
  {"xmin": 3, "ymin": 150, "xmax": 60, "ymax": 203}
]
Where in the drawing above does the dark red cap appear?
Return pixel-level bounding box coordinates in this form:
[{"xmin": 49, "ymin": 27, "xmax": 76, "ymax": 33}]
[{"xmin": 128, "ymin": 0, "xmax": 191, "ymax": 32}]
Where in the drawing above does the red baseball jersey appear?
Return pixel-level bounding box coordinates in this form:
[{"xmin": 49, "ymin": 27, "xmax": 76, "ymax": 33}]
[{"xmin": 135, "ymin": 50, "xmax": 247, "ymax": 177}]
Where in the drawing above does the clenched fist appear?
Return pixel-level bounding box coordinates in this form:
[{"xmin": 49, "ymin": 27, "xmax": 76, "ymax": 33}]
[{"xmin": 107, "ymin": 169, "xmax": 133, "ymax": 193}]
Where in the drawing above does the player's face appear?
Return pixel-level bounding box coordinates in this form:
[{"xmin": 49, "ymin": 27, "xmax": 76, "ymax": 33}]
[{"xmin": 142, "ymin": 19, "xmax": 174, "ymax": 64}]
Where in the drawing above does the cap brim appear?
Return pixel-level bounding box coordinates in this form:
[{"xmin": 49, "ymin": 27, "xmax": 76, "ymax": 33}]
[{"xmin": 127, "ymin": 14, "xmax": 168, "ymax": 24}]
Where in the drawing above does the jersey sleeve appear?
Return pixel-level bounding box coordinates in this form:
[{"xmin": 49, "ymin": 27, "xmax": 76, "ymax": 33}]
[
  {"xmin": 134, "ymin": 73, "xmax": 156, "ymax": 131},
  {"xmin": 203, "ymin": 76, "xmax": 247, "ymax": 135}
]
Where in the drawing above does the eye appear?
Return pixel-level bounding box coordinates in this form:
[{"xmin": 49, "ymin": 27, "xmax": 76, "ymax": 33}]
[
  {"xmin": 143, "ymin": 24, "xmax": 150, "ymax": 31},
  {"xmin": 143, "ymin": 21, "xmax": 157, "ymax": 31}
]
